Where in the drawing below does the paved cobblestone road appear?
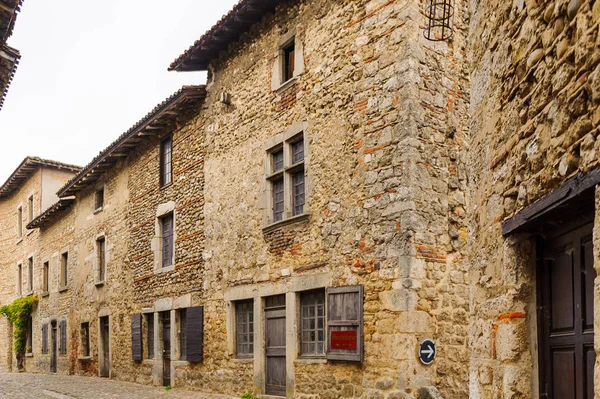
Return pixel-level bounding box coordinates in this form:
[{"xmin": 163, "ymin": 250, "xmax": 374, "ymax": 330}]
[{"xmin": 0, "ymin": 373, "xmax": 237, "ymax": 399}]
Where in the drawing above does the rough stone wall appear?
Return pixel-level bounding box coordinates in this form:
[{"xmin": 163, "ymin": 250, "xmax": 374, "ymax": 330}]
[
  {"xmin": 468, "ymin": 0, "xmax": 600, "ymax": 397},
  {"xmin": 175, "ymin": 0, "xmax": 471, "ymax": 397}
]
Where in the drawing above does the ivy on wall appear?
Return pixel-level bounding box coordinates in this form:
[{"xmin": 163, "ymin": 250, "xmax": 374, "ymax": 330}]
[{"xmin": 0, "ymin": 295, "xmax": 38, "ymax": 353}]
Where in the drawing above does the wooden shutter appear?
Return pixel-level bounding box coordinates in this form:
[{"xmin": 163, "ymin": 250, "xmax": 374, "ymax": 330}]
[
  {"xmin": 42, "ymin": 324, "xmax": 48, "ymax": 354},
  {"xmin": 326, "ymin": 285, "xmax": 364, "ymax": 362},
  {"xmin": 185, "ymin": 306, "xmax": 204, "ymax": 363},
  {"xmin": 131, "ymin": 314, "xmax": 143, "ymax": 361},
  {"xmin": 59, "ymin": 320, "xmax": 67, "ymax": 355}
]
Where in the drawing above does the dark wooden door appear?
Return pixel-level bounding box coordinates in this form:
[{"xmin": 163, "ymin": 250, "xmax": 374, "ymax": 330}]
[
  {"xmin": 50, "ymin": 321, "xmax": 57, "ymax": 373},
  {"xmin": 99, "ymin": 316, "xmax": 110, "ymax": 377},
  {"xmin": 539, "ymin": 222, "xmax": 595, "ymax": 399},
  {"xmin": 161, "ymin": 312, "xmax": 171, "ymax": 386},
  {"xmin": 265, "ymin": 295, "xmax": 286, "ymax": 396}
]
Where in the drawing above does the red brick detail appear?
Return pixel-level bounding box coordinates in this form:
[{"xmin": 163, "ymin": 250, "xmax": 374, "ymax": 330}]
[
  {"xmin": 497, "ymin": 312, "xmax": 526, "ymax": 322},
  {"xmin": 277, "ymin": 83, "xmax": 298, "ymax": 112},
  {"xmin": 416, "ymin": 245, "xmax": 447, "ymax": 263}
]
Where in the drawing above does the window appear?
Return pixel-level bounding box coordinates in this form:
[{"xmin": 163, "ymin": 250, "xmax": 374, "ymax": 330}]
[
  {"xmin": 26, "ymin": 316, "xmax": 32, "ymax": 353},
  {"xmin": 42, "ymin": 261, "xmax": 49, "ymax": 293},
  {"xmin": 235, "ymin": 300, "xmax": 254, "ymax": 357},
  {"xmin": 160, "ymin": 213, "xmax": 174, "ymax": 268},
  {"xmin": 179, "ymin": 309, "xmax": 187, "ymax": 360},
  {"xmin": 267, "ymin": 133, "xmax": 306, "ymax": 224},
  {"xmin": 17, "ymin": 206, "xmax": 22, "ymax": 238},
  {"xmin": 300, "ymin": 290, "xmax": 325, "ymax": 357},
  {"xmin": 97, "ymin": 237, "xmax": 106, "ymax": 282},
  {"xmin": 42, "ymin": 324, "xmax": 48, "ymax": 354},
  {"xmin": 28, "ymin": 195, "xmax": 34, "ymax": 222},
  {"xmin": 146, "ymin": 314, "xmax": 154, "ymax": 359},
  {"xmin": 282, "ymin": 40, "xmax": 295, "ymax": 83},
  {"xmin": 59, "ymin": 320, "xmax": 67, "ymax": 355},
  {"xmin": 27, "ymin": 257, "xmax": 33, "ymax": 292},
  {"xmin": 81, "ymin": 322, "xmax": 90, "ymax": 357},
  {"xmin": 95, "ymin": 188, "xmax": 104, "ymax": 211},
  {"xmin": 17, "ymin": 264, "xmax": 22, "ymax": 296},
  {"xmin": 160, "ymin": 136, "xmax": 172, "ymax": 187},
  {"xmin": 60, "ymin": 252, "xmax": 68, "ymax": 288}
]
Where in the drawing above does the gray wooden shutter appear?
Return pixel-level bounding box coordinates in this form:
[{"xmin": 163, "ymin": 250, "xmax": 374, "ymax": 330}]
[
  {"xmin": 185, "ymin": 306, "xmax": 204, "ymax": 363},
  {"xmin": 42, "ymin": 324, "xmax": 48, "ymax": 354},
  {"xmin": 59, "ymin": 320, "xmax": 67, "ymax": 355},
  {"xmin": 326, "ymin": 285, "xmax": 364, "ymax": 362},
  {"xmin": 131, "ymin": 314, "xmax": 142, "ymax": 361}
]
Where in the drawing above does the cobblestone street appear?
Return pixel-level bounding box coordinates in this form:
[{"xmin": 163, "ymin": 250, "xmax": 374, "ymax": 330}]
[{"xmin": 0, "ymin": 373, "xmax": 237, "ymax": 399}]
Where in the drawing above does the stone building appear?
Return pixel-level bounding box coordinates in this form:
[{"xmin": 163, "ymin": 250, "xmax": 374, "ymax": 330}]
[
  {"xmin": 2, "ymin": 0, "xmax": 600, "ymax": 397},
  {"xmin": 0, "ymin": 0, "xmax": 23, "ymax": 111}
]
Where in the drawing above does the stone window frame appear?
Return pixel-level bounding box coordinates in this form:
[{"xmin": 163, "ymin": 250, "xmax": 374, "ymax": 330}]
[
  {"xmin": 94, "ymin": 185, "xmax": 105, "ymax": 214},
  {"xmin": 58, "ymin": 247, "xmax": 69, "ymax": 292},
  {"xmin": 271, "ymin": 29, "xmax": 305, "ymax": 93},
  {"xmin": 160, "ymin": 135, "xmax": 173, "ymax": 188},
  {"xmin": 234, "ymin": 299, "xmax": 254, "ymax": 359},
  {"xmin": 16, "ymin": 204, "xmax": 23, "ymax": 242},
  {"xmin": 263, "ymin": 122, "xmax": 310, "ymax": 231},
  {"xmin": 16, "ymin": 262, "xmax": 22, "ymax": 296},
  {"xmin": 299, "ymin": 288, "xmax": 326, "ymax": 358},
  {"xmin": 94, "ymin": 233, "xmax": 108, "ymax": 286},
  {"xmin": 26, "ymin": 192, "xmax": 35, "ymax": 235},
  {"xmin": 41, "ymin": 258, "xmax": 50, "ymax": 296},
  {"xmin": 26, "ymin": 254, "xmax": 34, "ymax": 294},
  {"xmin": 152, "ymin": 201, "xmax": 177, "ymax": 274}
]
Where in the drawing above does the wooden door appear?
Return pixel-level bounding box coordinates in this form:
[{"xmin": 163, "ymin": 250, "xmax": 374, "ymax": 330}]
[
  {"xmin": 539, "ymin": 222, "xmax": 595, "ymax": 398},
  {"xmin": 50, "ymin": 321, "xmax": 57, "ymax": 373},
  {"xmin": 265, "ymin": 295, "xmax": 286, "ymax": 396},
  {"xmin": 161, "ymin": 312, "xmax": 171, "ymax": 386},
  {"xmin": 99, "ymin": 316, "xmax": 110, "ymax": 377}
]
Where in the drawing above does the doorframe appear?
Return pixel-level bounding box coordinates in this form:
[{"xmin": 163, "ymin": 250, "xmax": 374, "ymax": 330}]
[{"xmin": 98, "ymin": 314, "xmax": 111, "ymax": 378}]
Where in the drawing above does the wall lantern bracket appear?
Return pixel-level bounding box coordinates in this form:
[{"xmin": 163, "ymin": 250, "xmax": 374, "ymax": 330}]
[{"xmin": 423, "ymin": 0, "xmax": 455, "ymax": 41}]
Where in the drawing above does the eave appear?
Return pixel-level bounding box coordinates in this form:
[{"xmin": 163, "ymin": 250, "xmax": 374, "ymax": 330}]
[
  {"xmin": 57, "ymin": 85, "xmax": 206, "ymax": 198},
  {"xmin": 27, "ymin": 197, "xmax": 75, "ymax": 229},
  {"xmin": 168, "ymin": 0, "xmax": 280, "ymax": 72}
]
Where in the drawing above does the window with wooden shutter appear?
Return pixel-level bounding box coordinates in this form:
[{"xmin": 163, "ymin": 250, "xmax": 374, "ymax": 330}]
[
  {"xmin": 59, "ymin": 320, "xmax": 67, "ymax": 355},
  {"xmin": 184, "ymin": 306, "xmax": 204, "ymax": 363},
  {"xmin": 326, "ymin": 285, "xmax": 364, "ymax": 362},
  {"xmin": 42, "ymin": 324, "xmax": 48, "ymax": 354},
  {"xmin": 131, "ymin": 314, "xmax": 142, "ymax": 361}
]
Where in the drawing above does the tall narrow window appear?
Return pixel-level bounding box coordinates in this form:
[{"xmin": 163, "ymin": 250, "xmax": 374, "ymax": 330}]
[
  {"xmin": 282, "ymin": 40, "xmax": 295, "ymax": 82},
  {"xmin": 160, "ymin": 136, "xmax": 172, "ymax": 187},
  {"xmin": 266, "ymin": 132, "xmax": 307, "ymax": 224},
  {"xmin": 235, "ymin": 300, "xmax": 254, "ymax": 357},
  {"xmin": 300, "ymin": 289, "xmax": 325, "ymax": 356},
  {"xmin": 27, "ymin": 257, "xmax": 33, "ymax": 292},
  {"xmin": 17, "ymin": 264, "xmax": 22, "ymax": 296},
  {"xmin": 81, "ymin": 322, "xmax": 90, "ymax": 357},
  {"xmin": 59, "ymin": 320, "xmax": 67, "ymax": 355},
  {"xmin": 179, "ymin": 309, "xmax": 187, "ymax": 360},
  {"xmin": 42, "ymin": 261, "xmax": 49, "ymax": 293},
  {"xmin": 60, "ymin": 252, "xmax": 68, "ymax": 288},
  {"xmin": 26, "ymin": 317, "xmax": 32, "ymax": 353},
  {"xmin": 95, "ymin": 188, "xmax": 104, "ymax": 211},
  {"xmin": 28, "ymin": 195, "xmax": 34, "ymax": 222},
  {"xmin": 161, "ymin": 213, "xmax": 174, "ymax": 267},
  {"xmin": 97, "ymin": 237, "xmax": 106, "ymax": 282},
  {"xmin": 42, "ymin": 324, "xmax": 48, "ymax": 354},
  {"xmin": 147, "ymin": 314, "xmax": 154, "ymax": 359},
  {"xmin": 17, "ymin": 206, "xmax": 22, "ymax": 238}
]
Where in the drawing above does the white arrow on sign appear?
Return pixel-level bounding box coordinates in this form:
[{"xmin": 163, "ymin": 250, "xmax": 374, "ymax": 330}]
[{"xmin": 421, "ymin": 345, "xmax": 434, "ymax": 357}]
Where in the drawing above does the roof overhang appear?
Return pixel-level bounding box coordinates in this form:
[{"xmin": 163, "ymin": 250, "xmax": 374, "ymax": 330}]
[
  {"xmin": 57, "ymin": 85, "xmax": 206, "ymax": 198},
  {"xmin": 0, "ymin": 0, "xmax": 23, "ymax": 43},
  {"xmin": 27, "ymin": 197, "xmax": 75, "ymax": 229},
  {"xmin": 169, "ymin": 0, "xmax": 280, "ymax": 72},
  {"xmin": 0, "ymin": 157, "xmax": 82, "ymax": 199},
  {"xmin": 0, "ymin": 43, "xmax": 19, "ymax": 110}
]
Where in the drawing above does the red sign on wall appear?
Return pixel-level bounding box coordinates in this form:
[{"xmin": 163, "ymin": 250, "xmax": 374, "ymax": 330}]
[{"xmin": 330, "ymin": 330, "xmax": 358, "ymax": 350}]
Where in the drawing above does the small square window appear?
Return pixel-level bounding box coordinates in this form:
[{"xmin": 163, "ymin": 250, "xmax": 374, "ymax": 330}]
[
  {"xmin": 95, "ymin": 188, "xmax": 104, "ymax": 211},
  {"xmin": 235, "ymin": 300, "xmax": 254, "ymax": 357}
]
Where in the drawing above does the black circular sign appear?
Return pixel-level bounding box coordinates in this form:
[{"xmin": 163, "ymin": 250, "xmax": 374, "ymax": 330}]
[{"xmin": 419, "ymin": 339, "xmax": 436, "ymax": 365}]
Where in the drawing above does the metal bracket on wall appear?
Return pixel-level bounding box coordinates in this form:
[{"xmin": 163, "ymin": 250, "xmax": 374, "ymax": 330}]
[{"xmin": 423, "ymin": 0, "xmax": 455, "ymax": 41}]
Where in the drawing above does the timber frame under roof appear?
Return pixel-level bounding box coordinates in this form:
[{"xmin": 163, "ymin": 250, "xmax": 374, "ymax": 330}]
[
  {"xmin": 0, "ymin": 157, "xmax": 81, "ymax": 199},
  {"xmin": 57, "ymin": 85, "xmax": 206, "ymax": 198},
  {"xmin": 0, "ymin": 0, "xmax": 23, "ymax": 111},
  {"xmin": 27, "ymin": 197, "xmax": 75, "ymax": 229},
  {"xmin": 169, "ymin": 0, "xmax": 280, "ymax": 72}
]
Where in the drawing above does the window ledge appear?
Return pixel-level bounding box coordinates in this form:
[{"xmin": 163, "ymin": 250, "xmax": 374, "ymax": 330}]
[
  {"xmin": 263, "ymin": 213, "xmax": 310, "ymax": 234},
  {"xmin": 143, "ymin": 359, "xmax": 155, "ymax": 365},
  {"xmin": 93, "ymin": 207, "xmax": 103, "ymax": 215},
  {"xmin": 78, "ymin": 356, "xmax": 91, "ymax": 361},
  {"xmin": 159, "ymin": 182, "xmax": 173, "ymax": 191},
  {"xmin": 155, "ymin": 265, "xmax": 175, "ymax": 275},
  {"xmin": 170, "ymin": 360, "xmax": 189, "ymax": 367},
  {"xmin": 95, "ymin": 281, "xmax": 105, "ymax": 287},
  {"xmin": 26, "ymin": 229, "xmax": 34, "ymax": 236},
  {"xmin": 58, "ymin": 286, "xmax": 68, "ymax": 293},
  {"xmin": 232, "ymin": 357, "xmax": 254, "ymax": 363},
  {"xmin": 24, "ymin": 291, "xmax": 33, "ymax": 297},
  {"xmin": 295, "ymin": 357, "xmax": 327, "ymax": 364},
  {"xmin": 25, "ymin": 353, "xmax": 33, "ymax": 358},
  {"xmin": 273, "ymin": 76, "xmax": 298, "ymax": 94},
  {"xmin": 40, "ymin": 291, "xmax": 49, "ymax": 298},
  {"xmin": 15, "ymin": 237, "xmax": 23, "ymax": 245}
]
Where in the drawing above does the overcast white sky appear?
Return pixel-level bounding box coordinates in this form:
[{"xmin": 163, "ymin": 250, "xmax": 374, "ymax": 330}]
[{"xmin": 0, "ymin": 0, "xmax": 239, "ymax": 183}]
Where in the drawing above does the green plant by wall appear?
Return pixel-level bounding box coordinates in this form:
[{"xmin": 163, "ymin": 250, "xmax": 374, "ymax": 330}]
[
  {"xmin": 240, "ymin": 393, "xmax": 259, "ymax": 399},
  {"xmin": 0, "ymin": 295, "xmax": 38, "ymax": 353}
]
